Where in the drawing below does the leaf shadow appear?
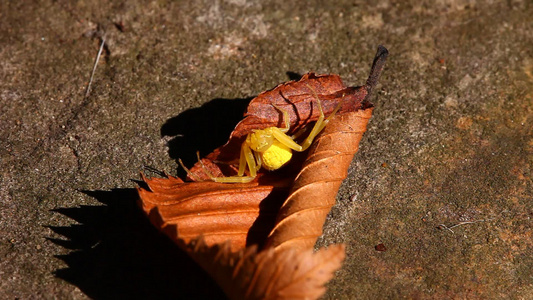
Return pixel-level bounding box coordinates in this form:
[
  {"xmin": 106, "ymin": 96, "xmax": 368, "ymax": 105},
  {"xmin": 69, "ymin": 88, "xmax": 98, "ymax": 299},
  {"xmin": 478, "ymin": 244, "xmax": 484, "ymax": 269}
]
[
  {"xmin": 286, "ymin": 71, "xmax": 303, "ymax": 81},
  {"xmin": 49, "ymin": 188, "xmax": 227, "ymax": 299},
  {"xmin": 161, "ymin": 97, "xmax": 251, "ymax": 177}
]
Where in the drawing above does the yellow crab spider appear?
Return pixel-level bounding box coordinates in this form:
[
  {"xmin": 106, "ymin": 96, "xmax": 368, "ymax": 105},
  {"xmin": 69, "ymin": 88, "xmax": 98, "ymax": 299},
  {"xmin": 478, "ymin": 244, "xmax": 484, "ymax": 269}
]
[{"xmin": 180, "ymin": 84, "xmax": 341, "ymax": 183}]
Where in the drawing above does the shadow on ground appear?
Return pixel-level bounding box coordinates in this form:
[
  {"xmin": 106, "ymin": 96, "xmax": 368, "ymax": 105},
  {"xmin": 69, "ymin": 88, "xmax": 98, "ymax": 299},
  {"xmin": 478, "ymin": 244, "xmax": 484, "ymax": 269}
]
[
  {"xmin": 48, "ymin": 96, "xmax": 254, "ymax": 299},
  {"xmin": 48, "ymin": 78, "xmax": 307, "ymax": 298},
  {"xmin": 49, "ymin": 189, "xmax": 227, "ymax": 299},
  {"xmin": 161, "ymin": 97, "xmax": 251, "ymax": 177}
]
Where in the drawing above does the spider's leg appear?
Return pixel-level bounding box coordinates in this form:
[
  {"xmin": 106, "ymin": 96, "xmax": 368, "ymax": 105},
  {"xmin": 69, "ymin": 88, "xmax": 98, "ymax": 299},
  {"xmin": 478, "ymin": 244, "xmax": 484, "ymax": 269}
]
[
  {"xmin": 324, "ymin": 101, "xmax": 342, "ymax": 124},
  {"xmin": 298, "ymin": 84, "xmax": 325, "ymax": 150},
  {"xmin": 237, "ymin": 141, "xmax": 257, "ymax": 177},
  {"xmin": 197, "ymin": 148, "xmax": 255, "ymax": 183},
  {"xmin": 178, "ymin": 158, "xmax": 203, "ymax": 181},
  {"xmin": 313, "ymin": 100, "xmax": 342, "ymax": 134},
  {"xmin": 243, "ymin": 142, "xmax": 257, "ymax": 177},
  {"xmin": 214, "ymin": 176, "xmax": 255, "ymax": 183},
  {"xmin": 271, "ymin": 127, "xmax": 303, "ymax": 151},
  {"xmin": 237, "ymin": 143, "xmax": 247, "ymax": 176},
  {"xmin": 254, "ymin": 150, "xmax": 262, "ymax": 171},
  {"xmin": 290, "ymin": 126, "xmax": 307, "ymax": 140},
  {"xmin": 196, "ymin": 151, "xmax": 217, "ymax": 179},
  {"xmin": 272, "ymin": 104, "xmax": 290, "ymax": 133},
  {"xmin": 298, "ymin": 83, "xmax": 341, "ymax": 151}
]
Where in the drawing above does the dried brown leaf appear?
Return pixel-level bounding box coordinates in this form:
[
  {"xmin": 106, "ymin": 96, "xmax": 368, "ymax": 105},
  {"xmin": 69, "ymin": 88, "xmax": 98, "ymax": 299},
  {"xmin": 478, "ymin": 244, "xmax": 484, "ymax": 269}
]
[
  {"xmin": 137, "ymin": 46, "xmax": 388, "ymax": 299},
  {"xmin": 177, "ymin": 235, "xmax": 346, "ymax": 300}
]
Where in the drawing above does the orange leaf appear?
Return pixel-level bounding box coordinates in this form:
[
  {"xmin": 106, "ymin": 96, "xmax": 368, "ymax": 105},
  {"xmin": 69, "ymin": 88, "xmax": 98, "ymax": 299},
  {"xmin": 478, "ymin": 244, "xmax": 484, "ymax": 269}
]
[
  {"xmin": 174, "ymin": 235, "xmax": 346, "ymax": 300},
  {"xmin": 137, "ymin": 45, "xmax": 388, "ymax": 299},
  {"xmin": 138, "ymin": 174, "xmax": 288, "ymax": 251}
]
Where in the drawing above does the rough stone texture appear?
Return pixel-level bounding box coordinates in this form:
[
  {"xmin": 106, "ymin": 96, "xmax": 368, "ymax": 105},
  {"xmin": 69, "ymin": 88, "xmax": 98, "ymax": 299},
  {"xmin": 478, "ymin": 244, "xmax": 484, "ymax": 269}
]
[{"xmin": 1, "ymin": 0, "xmax": 531, "ymax": 299}]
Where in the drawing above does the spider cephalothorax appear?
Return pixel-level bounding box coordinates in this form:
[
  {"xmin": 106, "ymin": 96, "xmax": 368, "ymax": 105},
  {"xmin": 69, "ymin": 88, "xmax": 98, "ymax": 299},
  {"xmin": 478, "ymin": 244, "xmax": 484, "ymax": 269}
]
[{"xmin": 181, "ymin": 84, "xmax": 340, "ymax": 183}]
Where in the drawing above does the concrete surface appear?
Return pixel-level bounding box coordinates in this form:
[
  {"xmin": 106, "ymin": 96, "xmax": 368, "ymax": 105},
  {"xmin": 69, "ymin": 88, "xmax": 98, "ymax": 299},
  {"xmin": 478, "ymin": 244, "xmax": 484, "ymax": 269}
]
[{"xmin": 1, "ymin": 0, "xmax": 531, "ymax": 299}]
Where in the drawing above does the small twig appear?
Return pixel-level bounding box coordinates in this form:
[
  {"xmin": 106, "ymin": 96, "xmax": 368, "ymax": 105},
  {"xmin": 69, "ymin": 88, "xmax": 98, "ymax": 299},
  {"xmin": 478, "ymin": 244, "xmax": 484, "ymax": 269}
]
[
  {"xmin": 143, "ymin": 166, "xmax": 168, "ymax": 177},
  {"xmin": 85, "ymin": 36, "xmax": 106, "ymax": 99},
  {"xmin": 437, "ymin": 218, "xmax": 494, "ymax": 234}
]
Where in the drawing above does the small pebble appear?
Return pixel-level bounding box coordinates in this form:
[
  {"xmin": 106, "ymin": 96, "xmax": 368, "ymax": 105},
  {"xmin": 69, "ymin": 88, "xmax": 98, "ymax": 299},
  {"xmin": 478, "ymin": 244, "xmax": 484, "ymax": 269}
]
[{"xmin": 375, "ymin": 243, "xmax": 387, "ymax": 252}]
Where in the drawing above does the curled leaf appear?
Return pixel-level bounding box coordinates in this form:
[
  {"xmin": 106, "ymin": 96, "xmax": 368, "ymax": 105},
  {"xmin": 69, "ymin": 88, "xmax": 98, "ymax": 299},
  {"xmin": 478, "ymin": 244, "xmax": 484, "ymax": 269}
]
[
  {"xmin": 265, "ymin": 108, "xmax": 374, "ymax": 252},
  {"xmin": 137, "ymin": 46, "xmax": 388, "ymax": 299}
]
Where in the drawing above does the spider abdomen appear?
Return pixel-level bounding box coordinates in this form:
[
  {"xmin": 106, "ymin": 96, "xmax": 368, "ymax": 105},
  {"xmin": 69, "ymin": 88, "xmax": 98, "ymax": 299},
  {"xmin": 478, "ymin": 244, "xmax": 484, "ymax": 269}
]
[{"xmin": 259, "ymin": 140, "xmax": 292, "ymax": 170}]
